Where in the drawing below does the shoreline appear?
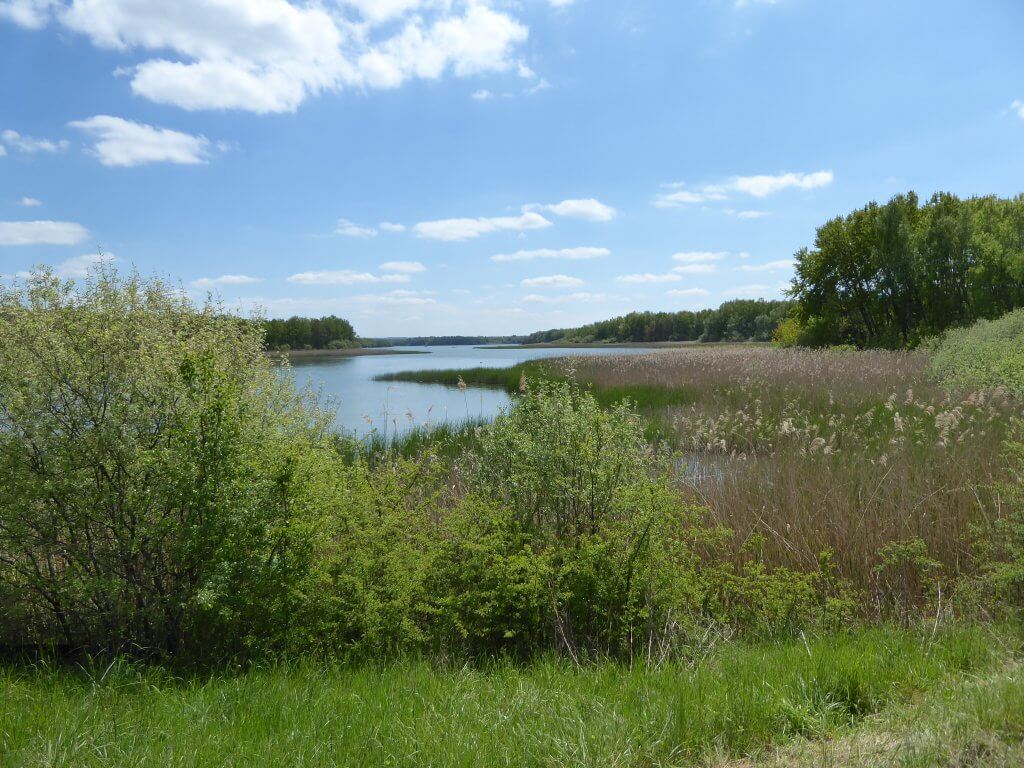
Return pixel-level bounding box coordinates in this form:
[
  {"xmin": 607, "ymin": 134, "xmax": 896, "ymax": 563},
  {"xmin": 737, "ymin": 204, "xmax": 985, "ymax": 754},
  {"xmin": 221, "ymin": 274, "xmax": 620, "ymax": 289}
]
[
  {"xmin": 479, "ymin": 341, "xmax": 764, "ymax": 350},
  {"xmin": 267, "ymin": 347, "xmax": 430, "ymax": 359}
]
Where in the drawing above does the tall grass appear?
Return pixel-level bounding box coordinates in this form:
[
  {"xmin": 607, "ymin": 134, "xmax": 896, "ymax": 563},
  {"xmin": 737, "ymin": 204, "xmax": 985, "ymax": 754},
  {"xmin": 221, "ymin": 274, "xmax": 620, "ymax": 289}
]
[
  {"xmin": 0, "ymin": 626, "xmax": 1005, "ymax": 768},
  {"xmin": 380, "ymin": 347, "xmax": 1022, "ymax": 614}
]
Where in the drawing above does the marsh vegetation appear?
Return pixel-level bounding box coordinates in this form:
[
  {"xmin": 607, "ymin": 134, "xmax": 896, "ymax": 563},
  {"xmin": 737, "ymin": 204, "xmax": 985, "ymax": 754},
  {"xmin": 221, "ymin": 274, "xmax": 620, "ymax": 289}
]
[{"xmin": 2, "ymin": 268, "xmax": 1023, "ymax": 766}]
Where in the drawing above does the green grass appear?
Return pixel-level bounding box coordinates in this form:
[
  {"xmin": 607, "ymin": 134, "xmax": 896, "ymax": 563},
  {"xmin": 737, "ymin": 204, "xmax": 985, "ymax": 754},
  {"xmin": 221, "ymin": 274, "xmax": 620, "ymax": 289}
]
[
  {"xmin": 1, "ymin": 626, "xmax": 1015, "ymax": 767},
  {"xmin": 374, "ymin": 362, "xmax": 700, "ymax": 410}
]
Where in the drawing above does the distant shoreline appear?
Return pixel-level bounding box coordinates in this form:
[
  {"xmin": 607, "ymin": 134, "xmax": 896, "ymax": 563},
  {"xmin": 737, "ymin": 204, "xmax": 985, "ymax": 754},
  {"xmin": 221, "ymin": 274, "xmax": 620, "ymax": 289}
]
[
  {"xmin": 480, "ymin": 341, "xmax": 740, "ymax": 350},
  {"xmin": 267, "ymin": 347, "xmax": 430, "ymax": 359}
]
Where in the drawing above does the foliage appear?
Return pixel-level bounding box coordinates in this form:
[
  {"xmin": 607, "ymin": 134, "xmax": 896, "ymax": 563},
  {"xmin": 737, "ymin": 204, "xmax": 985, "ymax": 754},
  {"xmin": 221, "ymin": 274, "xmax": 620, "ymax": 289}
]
[
  {"xmin": 929, "ymin": 307, "xmax": 1024, "ymax": 395},
  {"xmin": 524, "ymin": 298, "xmax": 792, "ymax": 344},
  {"xmin": 0, "ymin": 268, "xmax": 335, "ymax": 660},
  {"xmin": 791, "ymin": 192, "xmax": 1024, "ymax": 348},
  {"xmin": 261, "ymin": 315, "xmax": 356, "ymax": 350}
]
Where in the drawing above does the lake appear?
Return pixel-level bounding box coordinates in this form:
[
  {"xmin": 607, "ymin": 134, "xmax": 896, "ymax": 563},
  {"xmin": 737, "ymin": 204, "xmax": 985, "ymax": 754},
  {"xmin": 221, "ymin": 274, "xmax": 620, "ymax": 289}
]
[{"xmin": 289, "ymin": 345, "xmax": 651, "ymax": 437}]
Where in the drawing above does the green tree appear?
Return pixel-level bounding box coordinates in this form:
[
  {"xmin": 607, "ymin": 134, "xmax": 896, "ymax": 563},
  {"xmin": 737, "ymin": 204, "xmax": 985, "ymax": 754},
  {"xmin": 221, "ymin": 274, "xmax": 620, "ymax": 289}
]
[{"xmin": 0, "ymin": 267, "xmax": 333, "ymax": 660}]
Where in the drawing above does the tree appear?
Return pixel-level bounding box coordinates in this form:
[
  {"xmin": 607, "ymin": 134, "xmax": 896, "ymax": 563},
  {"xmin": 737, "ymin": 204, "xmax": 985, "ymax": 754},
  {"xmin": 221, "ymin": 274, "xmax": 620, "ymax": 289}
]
[{"xmin": 0, "ymin": 267, "xmax": 333, "ymax": 660}]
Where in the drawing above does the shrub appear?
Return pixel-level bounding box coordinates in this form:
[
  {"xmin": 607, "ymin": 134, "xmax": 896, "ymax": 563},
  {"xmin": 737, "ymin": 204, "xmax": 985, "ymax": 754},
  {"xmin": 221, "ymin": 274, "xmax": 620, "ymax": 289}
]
[
  {"xmin": 930, "ymin": 308, "xmax": 1024, "ymax": 395},
  {"xmin": 0, "ymin": 268, "xmax": 334, "ymax": 661}
]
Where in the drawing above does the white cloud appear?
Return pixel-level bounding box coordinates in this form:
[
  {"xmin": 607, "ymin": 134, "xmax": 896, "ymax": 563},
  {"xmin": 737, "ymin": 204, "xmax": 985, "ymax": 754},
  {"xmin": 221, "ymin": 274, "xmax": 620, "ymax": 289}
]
[
  {"xmin": 0, "ymin": 0, "xmax": 58, "ymax": 29},
  {"xmin": 672, "ymin": 263, "xmax": 717, "ymax": 274},
  {"xmin": 548, "ymin": 0, "xmax": 575, "ymax": 7},
  {"xmin": 655, "ymin": 171, "xmax": 833, "ymax": 207},
  {"xmin": 736, "ymin": 259, "xmax": 793, "ymax": 272},
  {"xmin": 286, "ymin": 269, "xmax": 409, "ymax": 285},
  {"xmin": 379, "ymin": 260, "xmax": 426, "ymax": 273},
  {"xmin": 414, "ymin": 210, "xmax": 551, "ymax": 241},
  {"xmin": 335, "ymin": 218, "xmax": 377, "ymax": 238},
  {"xmin": 1010, "ymin": 100, "xmax": 1024, "ymax": 120},
  {"xmin": 19, "ymin": 196, "xmax": 42, "ymax": 206},
  {"xmin": 528, "ymin": 198, "xmax": 616, "ymax": 222},
  {"xmin": 0, "ymin": 220, "xmax": 89, "ymax": 246},
  {"xmin": 616, "ymin": 272, "xmax": 681, "ymax": 284},
  {"xmin": 667, "ymin": 288, "xmax": 710, "ymax": 297},
  {"xmin": 653, "ymin": 183, "xmax": 727, "ymax": 208},
  {"xmin": 729, "ymin": 283, "xmax": 789, "ymax": 298},
  {"xmin": 492, "ymin": 246, "xmax": 609, "ymax": 262},
  {"xmin": 191, "ymin": 274, "xmax": 263, "ymax": 288},
  {"xmin": 522, "ymin": 292, "xmax": 606, "ymax": 304},
  {"xmin": 379, "ymin": 221, "xmax": 406, "ymax": 233},
  {"xmin": 1, "ymin": 128, "xmax": 68, "ymax": 154},
  {"xmin": 472, "ymin": 89, "xmax": 493, "ymax": 100},
  {"xmin": 520, "ymin": 274, "xmax": 584, "ymax": 288},
  {"xmin": 732, "ymin": 171, "xmax": 833, "ymax": 198},
  {"xmin": 0, "ymin": 145, "xmax": 5, "ymax": 157},
  {"xmin": 14, "ymin": 252, "xmax": 115, "ymax": 279},
  {"xmin": 8, "ymin": 1, "xmax": 532, "ymax": 114},
  {"xmin": 68, "ymin": 115, "xmax": 211, "ymax": 166},
  {"xmin": 736, "ymin": 210, "xmax": 769, "ymax": 219},
  {"xmin": 672, "ymin": 251, "xmax": 725, "ymax": 263}
]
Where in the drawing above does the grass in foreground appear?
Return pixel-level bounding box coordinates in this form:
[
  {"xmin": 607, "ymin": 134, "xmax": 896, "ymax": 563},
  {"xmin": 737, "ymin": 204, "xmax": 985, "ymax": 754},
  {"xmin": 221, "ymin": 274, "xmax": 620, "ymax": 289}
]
[{"xmin": 1, "ymin": 626, "xmax": 1017, "ymax": 767}]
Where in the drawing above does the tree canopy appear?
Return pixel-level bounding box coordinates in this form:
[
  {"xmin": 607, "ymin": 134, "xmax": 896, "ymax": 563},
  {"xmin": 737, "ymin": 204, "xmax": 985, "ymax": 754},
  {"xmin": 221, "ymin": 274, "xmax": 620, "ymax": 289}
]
[
  {"xmin": 525, "ymin": 299, "xmax": 792, "ymax": 344},
  {"xmin": 789, "ymin": 192, "xmax": 1024, "ymax": 348}
]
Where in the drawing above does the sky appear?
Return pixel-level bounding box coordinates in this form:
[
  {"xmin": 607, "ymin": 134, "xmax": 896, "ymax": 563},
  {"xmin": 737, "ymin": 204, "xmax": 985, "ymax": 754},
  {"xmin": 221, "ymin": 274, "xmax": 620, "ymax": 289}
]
[{"xmin": 2, "ymin": 0, "xmax": 1024, "ymax": 337}]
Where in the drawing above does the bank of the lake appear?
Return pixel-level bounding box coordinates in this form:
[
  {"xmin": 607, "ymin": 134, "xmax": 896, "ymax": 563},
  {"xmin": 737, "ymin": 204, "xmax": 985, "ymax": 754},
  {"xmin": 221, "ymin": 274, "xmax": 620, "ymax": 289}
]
[{"xmin": 269, "ymin": 347, "xmax": 428, "ymax": 359}]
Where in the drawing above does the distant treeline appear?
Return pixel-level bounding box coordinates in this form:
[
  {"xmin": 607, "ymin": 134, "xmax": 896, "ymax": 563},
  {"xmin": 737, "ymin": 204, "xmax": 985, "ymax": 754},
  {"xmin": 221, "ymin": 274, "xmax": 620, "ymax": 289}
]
[
  {"xmin": 262, "ymin": 315, "xmax": 356, "ymax": 350},
  {"xmin": 788, "ymin": 192, "xmax": 1024, "ymax": 348},
  {"xmin": 525, "ymin": 299, "xmax": 793, "ymax": 344},
  {"xmin": 365, "ymin": 335, "xmax": 525, "ymax": 347}
]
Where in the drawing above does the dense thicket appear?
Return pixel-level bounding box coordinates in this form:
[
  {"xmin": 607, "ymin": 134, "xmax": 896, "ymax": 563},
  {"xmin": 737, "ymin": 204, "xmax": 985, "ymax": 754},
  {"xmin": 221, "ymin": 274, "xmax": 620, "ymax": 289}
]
[
  {"xmin": 524, "ymin": 299, "xmax": 792, "ymax": 344},
  {"xmin": 788, "ymin": 192, "xmax": 1024, "ymax": 348},
  {"xmin": 0, "ymin": 270, "xmax": 847, "ymax": 662},
  {"xmin": 0, "ymin": 269, "xmax": 334, "ymax": 659},
  {"xmin": 262, "ymin": 315, "xmax": 356, "ymax": 350}
]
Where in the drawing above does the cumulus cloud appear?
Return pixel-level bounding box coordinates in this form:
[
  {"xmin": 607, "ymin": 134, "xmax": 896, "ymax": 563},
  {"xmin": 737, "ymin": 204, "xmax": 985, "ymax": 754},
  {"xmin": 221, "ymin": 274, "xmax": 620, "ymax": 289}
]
[
  {"xmin": 379, "ymin": 260, "xmax": 426, "ymax": 273},
  {"xmin": 520, "ymin": 274, "xmax": 583, "ymax": 288},
  {"xmin": 13, "ymin": 252, "xmax": 115, "ymax": 279},
  {"xmin": 1011, "ymin": 100, "xmax": 1024, "ymax": 119},
  {"xmin": 527, "ymin": 198, "xmax": 616, "ymax": 222},
  {"xmin": 735, "ymin": 259, "xmax": 793, "ymax": 272},
  {"xmin": 191, "ymin": 274, "xmax": 263, "ymax": 288},
  {"xmin": 286, "ymin": 269, "xmax": 409, "ymax": 285},
  {"xmin": 1, "ymin": 128, "xmax": 68, "ymax": 154},
  {"xmin": 672, "ymin": 251, "xmax": 725, "ymax": 263},
  {"xmin": 491, "ymin": 246, "xmax": 609, "ymax": 263},
  {"xmin": 672, "ymin": 263, "xmax": 717, "ymax": 274},
  {"xmin": 0, "ymin": 220, "xmax": 89, "ymax": 246},
  {"xmin": 8, "ymin": 0, "xmax": 534, "ymax": 114},
  {"xmin": 0, "ymin": 0, "xmax": 58, "ymax": 29},
  {"xmin": 655, "ymin": 171, "xmax": 833, "ymax": 207},
  {"xmin": 472, "ymin": 89, "xmax": 493, "ymax": 100},
  {"xmin": 616, "ymin": 272, "xmax": 681, "ymax": 284},
  {"xmin": 19, "ymin": 197, "xmax": 42, "ymax": 206},
  {"xmin": 379, "ymin": 222, "xmax": 406, "ymax": 233},
  {"xmin": 522, "ymin": 292, "xmax": 606, "ymax": 304},
  {"xmin": 736, "ymin": 210, "xmax": 769, "ymax": 219},
  {"xmin": 335, "ymin": 218, "xmax": 377, "ymax": 238},
  {"xmin": 414, "ymin": 210, "xmax": 551, "ymax": 241},
  {"xmin": 68, "ymin": 115, "xmax": 211, "ymax": 166}
]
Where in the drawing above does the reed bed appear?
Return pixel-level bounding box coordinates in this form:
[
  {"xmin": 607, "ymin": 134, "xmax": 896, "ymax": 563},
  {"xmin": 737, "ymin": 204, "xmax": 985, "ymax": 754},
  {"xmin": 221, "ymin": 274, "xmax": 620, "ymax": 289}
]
[
  {"xmin": 545, "ymin": 347, "xmax": 1019, "ymax": 615},
  {"xmin": 388, "ymin": 346, "xmax": 1020, "ymax": 615}
]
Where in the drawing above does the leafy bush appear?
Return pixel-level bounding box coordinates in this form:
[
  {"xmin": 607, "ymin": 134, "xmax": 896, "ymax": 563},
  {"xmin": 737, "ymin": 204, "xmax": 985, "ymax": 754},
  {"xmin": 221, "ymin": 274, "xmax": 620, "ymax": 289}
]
[
  {"xmin": 930, "ymin": 307, "xmax": 1024, "ymax": 395},
  {"xmin": 0, "ymin": 268, "xmax": 334, "ymax": 661}
]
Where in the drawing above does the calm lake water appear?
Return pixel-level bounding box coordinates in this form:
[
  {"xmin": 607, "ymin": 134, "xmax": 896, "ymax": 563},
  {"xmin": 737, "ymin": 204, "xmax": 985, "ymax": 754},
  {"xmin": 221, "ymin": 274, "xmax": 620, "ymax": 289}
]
[{"xmin": 289, "ymin": 345, "xmax": 650, "ymax": 437}]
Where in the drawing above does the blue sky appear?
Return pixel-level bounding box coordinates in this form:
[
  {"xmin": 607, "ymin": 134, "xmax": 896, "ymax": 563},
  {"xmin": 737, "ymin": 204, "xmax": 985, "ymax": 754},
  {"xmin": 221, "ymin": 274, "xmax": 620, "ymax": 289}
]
[{"xmin": 2, "ymin": 0, "xmax": 1024, "ymax": 336}]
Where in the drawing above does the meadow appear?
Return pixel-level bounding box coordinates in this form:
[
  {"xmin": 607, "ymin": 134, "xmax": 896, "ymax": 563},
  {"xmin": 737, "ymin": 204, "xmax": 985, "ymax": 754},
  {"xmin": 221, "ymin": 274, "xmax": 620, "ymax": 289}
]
[{"xmin": 2, "ymin": 272, "xmax": 1023, "ymax": 767}]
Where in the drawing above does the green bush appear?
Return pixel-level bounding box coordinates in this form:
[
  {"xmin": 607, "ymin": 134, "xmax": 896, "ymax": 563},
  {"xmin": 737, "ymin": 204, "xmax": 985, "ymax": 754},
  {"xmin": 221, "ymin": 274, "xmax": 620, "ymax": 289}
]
[
  {"xmin": 0, "ymin": 268, "xmax": 334, "ymax": 661},
  {"xmin": 930, "ymin": 308, "xmax": 1024, "ymax": 394}
]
